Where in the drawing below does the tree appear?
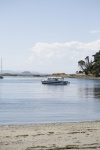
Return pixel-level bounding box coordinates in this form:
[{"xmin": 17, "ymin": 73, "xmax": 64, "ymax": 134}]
[
  {"xmin": 78, "ymin": 56, "xmax": 92, "ymax": 75},
  {"xmin": 92, "ymin": 50, "xmax": 100, "ymax": 77},
  {"xmin": 78, "ymin": 50, "xmax": 100, "ymax": 77}
]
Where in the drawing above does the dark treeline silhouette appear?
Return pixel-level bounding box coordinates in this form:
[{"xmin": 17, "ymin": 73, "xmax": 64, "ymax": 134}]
[{"xmin": 78, "ymin": 50, "xmax": 100, "ymax": 77}]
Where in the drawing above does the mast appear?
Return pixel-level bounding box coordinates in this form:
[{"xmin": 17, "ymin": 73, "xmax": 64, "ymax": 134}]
[
  {"xmin": 0, "ymin": 58, "xmax": 3, "ymax": 78},
  {"xmin": 1, "ymin": 58, "xmax": 2, "ymax": 75}
]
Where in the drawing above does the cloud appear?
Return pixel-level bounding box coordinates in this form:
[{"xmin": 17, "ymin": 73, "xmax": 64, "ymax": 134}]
[
  {"xmin": 89, "ymin": 30, "xmax": 100, "ymax": 34},
  {"xmin": 29, "ymin": 40, "xmax": 100, "ymax": 73}
]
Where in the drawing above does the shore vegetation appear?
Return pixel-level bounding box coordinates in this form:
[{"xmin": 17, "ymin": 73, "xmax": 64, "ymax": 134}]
[{"xmin": 78, "ymin": 50, "xmax": 100, "ymax": 77}]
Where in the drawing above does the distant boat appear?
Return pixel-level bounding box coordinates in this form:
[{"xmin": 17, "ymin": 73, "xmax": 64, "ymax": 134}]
[
  {"xmin": 41, "ymin": 77, "xmax": 70, "ymax": 85},
  {"xmin": 0, "ymin": 58, "xmax": 3, "ymax": 79}
]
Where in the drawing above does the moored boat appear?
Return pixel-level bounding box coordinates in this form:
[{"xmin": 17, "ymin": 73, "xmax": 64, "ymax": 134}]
[
  {"xmin": 41, "ymin": 77, "xmax": 70, "ymax": 85},
  {"xmin": 0, "ymin": 76, "xmax": 3, "ymax": 79}
]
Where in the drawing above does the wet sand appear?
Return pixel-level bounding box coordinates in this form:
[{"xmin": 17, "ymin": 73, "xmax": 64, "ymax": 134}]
[{"xmin": 0, "ymin": 121, "xmax": 100, "ymax": 150}]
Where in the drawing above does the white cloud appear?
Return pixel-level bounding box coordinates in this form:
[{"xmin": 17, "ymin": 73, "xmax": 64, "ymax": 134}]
[
  {"xmin": 89, "ymin": 30, "xmax": 100, "ymax": 34},
  {"xmin": 29, "ymin": 40, "xmax": 100, "ymax": 73}
]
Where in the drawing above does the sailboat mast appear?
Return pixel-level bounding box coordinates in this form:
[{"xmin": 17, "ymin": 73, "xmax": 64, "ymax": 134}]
[
  {"xmin": 1, "ymin": 58, "xmax": 2, "ymax": 75},
  {"xmin": 0, "ymin": 58, "xmax": 3, "ymax": 79}
]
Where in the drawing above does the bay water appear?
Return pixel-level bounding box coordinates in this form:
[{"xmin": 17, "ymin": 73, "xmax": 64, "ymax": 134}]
[{"xmin": 0, "ymin": 77, "xmax": 100, "ymax": 125}]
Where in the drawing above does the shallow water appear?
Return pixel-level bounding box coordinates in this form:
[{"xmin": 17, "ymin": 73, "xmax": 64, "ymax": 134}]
[{"xmin": 0, "ymin": 77, "xmax": 100, "ymax": 125}]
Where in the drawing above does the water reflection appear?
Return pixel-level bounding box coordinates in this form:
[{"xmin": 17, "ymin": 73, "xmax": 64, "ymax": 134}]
[
  {"xmin": 93, "ymin": 88, "xmax": 100, "ymax": 99},
  {"xmin": 77, "ymin": 80, "xmax": 100, "ymax": 100},
  {"xmin": 78, "ymin": 87, "xmax": 94, "ymax": 99}
]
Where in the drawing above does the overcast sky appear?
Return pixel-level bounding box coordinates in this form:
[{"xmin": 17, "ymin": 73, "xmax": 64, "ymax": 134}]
[{"xmin": 0, "ymin": 0, "xmax": 100, "ymax": 73}]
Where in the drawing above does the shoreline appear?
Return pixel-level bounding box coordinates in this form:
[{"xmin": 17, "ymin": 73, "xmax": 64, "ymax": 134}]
[
  {"xmin": 2, "ymin": 74, "xmax": 100, "ymax": 80},
  {"xmin": 0, "ymin": 121, "xmax": 100, "ymax": 150},
  {"xmin": 0, "ymin": 120, "xmax": 100, "ymax": 127}
]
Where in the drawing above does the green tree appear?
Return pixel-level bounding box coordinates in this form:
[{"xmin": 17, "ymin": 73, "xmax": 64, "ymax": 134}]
[
  {"xmin": 78, "ymin": 56, "xmax": 92, "ymax": 75},
  {"xmin": 92, "ymin": 50, "xmax": 100, "ymax": 77}
]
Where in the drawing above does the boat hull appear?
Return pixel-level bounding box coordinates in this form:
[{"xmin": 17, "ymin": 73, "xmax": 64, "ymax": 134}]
[
  {"xmin": 0, "ymin": 76, "xmax": 3, "ymax": 79},
  {"xmin": 41, "ymin": 81, "xmax": 68, "ymax": 85}
]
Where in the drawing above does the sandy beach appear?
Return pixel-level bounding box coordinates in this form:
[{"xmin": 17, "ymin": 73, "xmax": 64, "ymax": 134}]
[{"xmin": 0, "ymin": 122, "xmax": 100, "ymax": 150}]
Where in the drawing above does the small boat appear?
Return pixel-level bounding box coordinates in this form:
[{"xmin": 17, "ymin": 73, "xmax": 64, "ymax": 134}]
[
  {"xmin": 0, "ymin": 58, "xmax": 3, "ymax": 79},
  {"xmin": 0, "ymin": 76, "xmax": 3, "ymax": 79},
  {"xmin": 41, "ymin": 77, "xmax": 69, "ymax": 85}
]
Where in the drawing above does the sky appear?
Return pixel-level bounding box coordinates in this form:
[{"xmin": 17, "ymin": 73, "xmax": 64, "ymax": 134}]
[{"xmin": 0, "ymin": 0, "xmax": 100, "ymax": 74}]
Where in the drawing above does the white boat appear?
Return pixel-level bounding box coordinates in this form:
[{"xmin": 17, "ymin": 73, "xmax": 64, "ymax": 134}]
[
  {"xmin": 41, "ymin": 77, "xmax": 69, "ymax": 85},
  {"xmin": 0, "ymin": 58, "xmax": 3, "ymax": 79}
]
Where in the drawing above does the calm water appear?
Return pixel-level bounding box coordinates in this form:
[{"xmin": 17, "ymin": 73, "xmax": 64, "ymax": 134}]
[{"xmin": 0, "ymin": 77, "xmax": 100, "ymax": 125}]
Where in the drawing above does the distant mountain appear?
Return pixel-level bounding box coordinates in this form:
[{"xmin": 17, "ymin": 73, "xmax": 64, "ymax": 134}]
[
  {"xmin": 2, "ymin": 70, "xmax": 19, "ymax": 74},
  {"xmin": 21, "ymin": 71, "xmax": 42, "ymax": 75},
  {"xmin": 31, "ymin": 71, "xmax": 42, "ymax": 75},
  {"xmin": 2, "ymin": 70, "xmax": 42, "ymax": 75},
  {"xmin": 22, "ymin": 71, "xmax": 31, "ymax": 74}
]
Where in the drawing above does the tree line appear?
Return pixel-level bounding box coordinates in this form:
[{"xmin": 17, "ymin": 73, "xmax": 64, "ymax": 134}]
[{"xmin": 78, "ymin": 50, "xmax": 100, "ymax": 77}]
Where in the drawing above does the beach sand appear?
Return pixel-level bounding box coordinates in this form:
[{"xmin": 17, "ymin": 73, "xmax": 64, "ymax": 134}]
[{"xmin": 0, "ymin": 122, "xmax": 100, "ymax": 150}]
